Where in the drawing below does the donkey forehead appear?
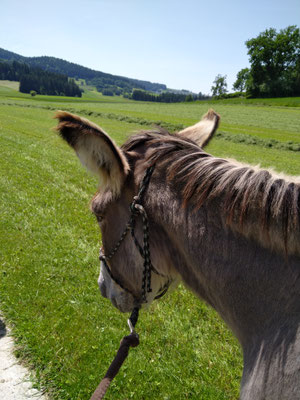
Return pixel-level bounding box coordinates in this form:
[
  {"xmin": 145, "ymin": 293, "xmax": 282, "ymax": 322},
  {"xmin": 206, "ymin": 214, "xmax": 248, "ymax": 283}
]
[
  {"xmin": 91, "ymin": 190, "xmax": 115, "ymax": 215},
  {"xmin": 91, "ymin": 179, "xmax": 136, "ymax": 216}
]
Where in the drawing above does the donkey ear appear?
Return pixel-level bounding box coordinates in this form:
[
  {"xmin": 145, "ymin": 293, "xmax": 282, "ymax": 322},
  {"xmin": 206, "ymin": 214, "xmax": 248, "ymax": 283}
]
[
  {"xmin": 55, "ymin": 111, "xmax": 129, "ymax": 195},
  {"xmin": 178, "ymin": 109, "xmax": 220, "ymax": 148}
]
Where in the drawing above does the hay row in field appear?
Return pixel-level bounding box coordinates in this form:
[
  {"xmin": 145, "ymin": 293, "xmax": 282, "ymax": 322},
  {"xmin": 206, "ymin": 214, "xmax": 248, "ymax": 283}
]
[
  {"xmin": 0, "ymin": 101, "xmax": 184, "ymax": 132},
  {"xmin": 2, "ymin": 101, "xmax": 300, "ymax": 152},
  {"xmin": 216, "ymin": 131, "xmax": 300, "ymax": 152}
]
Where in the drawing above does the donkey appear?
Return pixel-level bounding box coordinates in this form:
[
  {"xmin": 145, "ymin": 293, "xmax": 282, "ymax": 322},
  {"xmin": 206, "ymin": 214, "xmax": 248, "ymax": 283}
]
[{"xmin": 55, "ymin": 110, "xmax": 300, "ymax": 400}]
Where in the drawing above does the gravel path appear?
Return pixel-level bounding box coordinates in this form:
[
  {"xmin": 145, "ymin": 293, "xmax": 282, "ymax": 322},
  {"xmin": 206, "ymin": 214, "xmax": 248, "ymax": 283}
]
[{"xmin": 0, "ymin": 317, "xmax": 47, "ymax": 400}]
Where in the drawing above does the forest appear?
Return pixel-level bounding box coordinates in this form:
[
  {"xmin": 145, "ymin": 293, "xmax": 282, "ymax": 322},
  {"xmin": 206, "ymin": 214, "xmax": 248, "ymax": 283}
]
[
  {"xmin": 131, "ymin": 89, "xmax": 210, "ymax": 103},
  {"xmin": 0, "ymin": 48, "xmax": 166, "ymax": 95},
  {"xmin": 0, "ymin": 59, "xmax": 82, "ymax": 97}
]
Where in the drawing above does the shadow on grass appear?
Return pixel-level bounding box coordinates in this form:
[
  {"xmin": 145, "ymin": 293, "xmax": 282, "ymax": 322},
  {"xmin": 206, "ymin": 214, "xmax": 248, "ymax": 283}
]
[{"xmin": 0, "ymin": 318, "xmax": 7, "ymax": 338}]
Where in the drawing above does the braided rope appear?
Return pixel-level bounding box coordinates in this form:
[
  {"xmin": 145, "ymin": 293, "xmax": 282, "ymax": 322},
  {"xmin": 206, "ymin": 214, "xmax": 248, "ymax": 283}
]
[
  {"xmin": 100, "ymin": 166, "xmax": 155, "ymax": 304},
  {"xmin": 102, "ymin": 222, "xmax": 132, "ymax": 261}
]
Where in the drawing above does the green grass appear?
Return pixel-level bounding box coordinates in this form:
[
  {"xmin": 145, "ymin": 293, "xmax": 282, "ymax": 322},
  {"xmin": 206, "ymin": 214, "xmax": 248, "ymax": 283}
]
[
  {"xmin": 1, "ymin": 98, "xmax": 300, "ymax": 148},
  {"xmin": 0, "ymin": 80, "xmax": 130, "ymax": 104},
  {"xmin": 0, "ymin": 82, "xmax": 28, "ymax": 99},
  {"xmin": 0, "ymin": 80, "xmax": 20, "ymax": 90},
  {"xmin": 1, "ymin": 80, "xmax": 299, "ymax": 144},
  {"xmin": 0, "ymin": 86, "xmax": 300, "ymax": 399}
]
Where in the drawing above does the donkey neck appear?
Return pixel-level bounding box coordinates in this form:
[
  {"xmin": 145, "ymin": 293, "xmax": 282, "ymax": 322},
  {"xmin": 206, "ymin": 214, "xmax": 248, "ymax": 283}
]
[
  {"xmin": 240, "ymin": 321, "xmax": 300, "ymax": 400},
  {"xmin": 145, "ymin": 179, "xmax": 300, "ymax": 398},
  {"xmin": 146, "ymin": 179, "xmax": 300, "ymax": 345}
]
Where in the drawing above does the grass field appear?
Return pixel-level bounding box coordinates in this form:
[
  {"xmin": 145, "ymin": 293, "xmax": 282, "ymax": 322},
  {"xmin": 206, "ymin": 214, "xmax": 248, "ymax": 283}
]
[{"xmin": 0, "ymin": 82, "xmax": 300, "ymax": 399}]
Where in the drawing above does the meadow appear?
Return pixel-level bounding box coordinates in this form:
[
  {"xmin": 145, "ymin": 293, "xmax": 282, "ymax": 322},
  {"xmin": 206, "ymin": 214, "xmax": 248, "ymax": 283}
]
[{"xmin": 0, "ymin": 82, "xmax": 300, "ymax": 399}]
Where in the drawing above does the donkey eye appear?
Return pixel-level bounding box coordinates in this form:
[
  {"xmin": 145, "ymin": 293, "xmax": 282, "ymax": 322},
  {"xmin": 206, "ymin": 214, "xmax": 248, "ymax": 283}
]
[{"xmin": 95, "ymin": 213, "xmax": 104, "ymax": 222}]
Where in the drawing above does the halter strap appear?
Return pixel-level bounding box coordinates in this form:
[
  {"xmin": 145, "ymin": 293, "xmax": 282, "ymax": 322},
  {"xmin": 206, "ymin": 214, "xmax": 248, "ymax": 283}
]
[{"xmin": 99, "ymin": 166, "xmax": 169, "ymax": 305}]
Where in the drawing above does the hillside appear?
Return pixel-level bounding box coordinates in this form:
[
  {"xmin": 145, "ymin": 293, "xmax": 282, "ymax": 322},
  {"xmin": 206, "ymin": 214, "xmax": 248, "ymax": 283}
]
[
  {"xmin": 0, "ymin": 48, "xmax": 167, "ymax": 95},
  {"xmin": 0, "ymin": 59, "xmax": 82, "ymax": 97}
]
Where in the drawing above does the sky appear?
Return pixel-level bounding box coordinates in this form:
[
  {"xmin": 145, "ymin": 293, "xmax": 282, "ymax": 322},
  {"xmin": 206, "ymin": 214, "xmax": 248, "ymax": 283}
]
[{"xmin": 1, "ymin": 0, "xmax": 299, "ymax": 94}]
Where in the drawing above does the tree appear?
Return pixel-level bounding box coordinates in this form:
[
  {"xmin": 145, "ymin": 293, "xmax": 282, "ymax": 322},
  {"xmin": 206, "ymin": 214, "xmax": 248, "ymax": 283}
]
[
  {"xmin": 185, "ymin": 94, "xmax": 193, "ymax": 102},
  {"xmin": 102, "ymin": 89, "xmax": 114, "ymax": 96},
  {"xmin": 233, "ymin": 68, "xmax": 250, "ymax": 93},
  {"xmin": 211, "ymin": 74, "xmax": 228, "ymax": 97},
  {"xmin": 245, "ymin": 25, "xmax": 300, "ymax": 97}
]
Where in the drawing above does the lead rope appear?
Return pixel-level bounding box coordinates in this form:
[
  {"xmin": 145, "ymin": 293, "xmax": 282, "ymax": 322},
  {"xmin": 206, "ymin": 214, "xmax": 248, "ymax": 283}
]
[{"xmin": 90, "ymin": 308, "xmax": 140, "ymax": 400}]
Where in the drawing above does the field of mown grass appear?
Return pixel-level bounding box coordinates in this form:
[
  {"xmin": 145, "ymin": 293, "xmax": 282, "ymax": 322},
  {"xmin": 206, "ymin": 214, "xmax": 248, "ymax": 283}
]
[{"xmin": 0, "ymin": 82, "xmax": 299, "ymax": 399}]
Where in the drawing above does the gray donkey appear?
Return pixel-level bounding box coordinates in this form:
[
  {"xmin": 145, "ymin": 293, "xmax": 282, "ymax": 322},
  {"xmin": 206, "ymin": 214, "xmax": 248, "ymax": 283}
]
[{"xmin": 56, "ymin": 110, "xmax": 300, "ymax": 399}]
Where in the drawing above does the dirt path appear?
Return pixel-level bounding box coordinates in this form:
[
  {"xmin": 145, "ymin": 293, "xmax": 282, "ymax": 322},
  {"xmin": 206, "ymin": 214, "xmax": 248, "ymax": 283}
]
[{"xmin": 0, "ymin": 317, "xmax": 47, "ymax": 399}]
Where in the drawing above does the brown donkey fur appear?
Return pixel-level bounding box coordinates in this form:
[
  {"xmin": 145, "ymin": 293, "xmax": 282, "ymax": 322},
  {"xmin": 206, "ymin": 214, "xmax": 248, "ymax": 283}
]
[{"xmin": 55, "ymin": 110, "xmax": 300, "ymax": 400}]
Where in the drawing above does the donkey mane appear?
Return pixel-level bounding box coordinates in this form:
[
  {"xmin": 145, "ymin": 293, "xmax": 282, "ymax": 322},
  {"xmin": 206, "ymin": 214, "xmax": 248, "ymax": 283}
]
[{"xmin": 123, "ymin": 130, "xmax": 300, "ymax": 256}]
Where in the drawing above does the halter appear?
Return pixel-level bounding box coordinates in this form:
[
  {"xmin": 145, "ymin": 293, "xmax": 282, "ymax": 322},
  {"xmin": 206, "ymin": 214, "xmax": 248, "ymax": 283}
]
[
  {"xmin": 99, "ymin": 165, "xmax": 170, "ymax": 306},
  {"xmin": 91, "ymin": 165, "xmax": 171, "ymax": 400}
]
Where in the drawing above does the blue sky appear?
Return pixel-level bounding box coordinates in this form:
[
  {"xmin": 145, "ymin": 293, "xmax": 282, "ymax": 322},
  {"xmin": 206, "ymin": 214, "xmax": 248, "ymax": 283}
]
[{"xmin": 1, "ymin": 0, "xmax": 299, "ymax": 94}]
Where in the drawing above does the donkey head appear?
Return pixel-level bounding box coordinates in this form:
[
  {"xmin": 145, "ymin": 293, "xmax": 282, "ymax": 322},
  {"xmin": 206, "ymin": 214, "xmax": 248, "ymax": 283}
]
[{"xmin": 55, "ymin": 109, "xmax": 220, "ymax": 313}]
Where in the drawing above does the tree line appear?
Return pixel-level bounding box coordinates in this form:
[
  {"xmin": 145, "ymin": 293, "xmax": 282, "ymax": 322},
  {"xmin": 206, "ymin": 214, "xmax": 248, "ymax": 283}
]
[
  {"xmin": 212, "ymin": 25, "xmax": 300, "ymax": 98},
  {"xmin": 0, "ymin": 59, "xmax": 82, "ymax": 97},
  {"xmin": 131, "ymin": 89, "xmax": 210, "ymax": 103},
  {"xmin": 91, "ymin": 77, "xmax": 133, "ymax": 96}
]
